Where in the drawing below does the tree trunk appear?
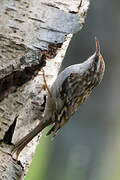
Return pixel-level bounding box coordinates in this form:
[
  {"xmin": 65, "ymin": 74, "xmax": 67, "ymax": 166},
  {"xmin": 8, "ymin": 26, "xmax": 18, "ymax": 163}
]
[{"xmin": 0, "ymin": 0, "xmax": 89, "ymax": 179}]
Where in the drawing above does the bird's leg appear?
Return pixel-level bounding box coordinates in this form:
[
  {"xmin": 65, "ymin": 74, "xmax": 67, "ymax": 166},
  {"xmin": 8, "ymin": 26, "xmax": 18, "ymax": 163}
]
[
  {"xmin": 41, "ymin": 69, "xmax": 52, "ymax": 97},
  {"xmin": 41, "ymin": 69, "xmax": 60, "ymax": 138}
]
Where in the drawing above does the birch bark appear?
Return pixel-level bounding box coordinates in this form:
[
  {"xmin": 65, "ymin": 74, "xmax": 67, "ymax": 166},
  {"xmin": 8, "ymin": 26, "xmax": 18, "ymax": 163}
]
[{"xmin": 0, "ymin": 0, "xmax": 89, "ymax": 179}]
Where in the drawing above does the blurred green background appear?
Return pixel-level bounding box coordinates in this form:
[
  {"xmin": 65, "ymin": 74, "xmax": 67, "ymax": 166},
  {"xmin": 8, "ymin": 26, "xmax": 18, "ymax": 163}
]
[{"xmin": 25, "ymin": 0, "xmax": 120, "ymax": 180}]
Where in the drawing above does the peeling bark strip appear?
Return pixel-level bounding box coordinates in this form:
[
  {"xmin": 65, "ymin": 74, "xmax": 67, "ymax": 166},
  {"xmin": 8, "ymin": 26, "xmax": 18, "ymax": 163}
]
[{"xmin": 0, "ymin": 0, "xmax": 90, "ymax": 179}]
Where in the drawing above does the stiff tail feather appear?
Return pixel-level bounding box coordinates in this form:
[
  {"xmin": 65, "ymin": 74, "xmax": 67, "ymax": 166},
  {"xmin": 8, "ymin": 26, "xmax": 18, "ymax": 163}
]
[{"xmin": 12, "ymin": 119, "xmax": 52, "ymax": 159}]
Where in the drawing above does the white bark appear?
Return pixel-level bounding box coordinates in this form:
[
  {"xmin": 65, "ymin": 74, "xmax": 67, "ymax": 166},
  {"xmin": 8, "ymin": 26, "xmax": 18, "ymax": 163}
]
[{"xmin": 0, "ymin": 0, "xmax": 90, "ymax": 179}]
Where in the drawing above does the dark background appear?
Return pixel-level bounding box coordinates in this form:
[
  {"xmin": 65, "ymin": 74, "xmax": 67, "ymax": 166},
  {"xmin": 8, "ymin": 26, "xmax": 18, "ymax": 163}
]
[{"xmin": 26, "ymin": 0, "xmax": 120, "ymax": 180}]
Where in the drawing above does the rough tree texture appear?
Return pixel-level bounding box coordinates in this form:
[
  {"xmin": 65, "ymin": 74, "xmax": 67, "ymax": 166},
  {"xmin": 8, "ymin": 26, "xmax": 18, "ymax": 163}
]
[{"xmin": 0, "ymin": 0, "xmax": 90, "ymax": 179}]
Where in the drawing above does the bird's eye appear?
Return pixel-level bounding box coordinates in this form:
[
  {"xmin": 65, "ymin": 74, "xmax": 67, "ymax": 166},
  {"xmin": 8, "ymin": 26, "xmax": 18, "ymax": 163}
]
[{"xmin": 95, "ymin": 56, "xmax": 99, "ymax": 63}]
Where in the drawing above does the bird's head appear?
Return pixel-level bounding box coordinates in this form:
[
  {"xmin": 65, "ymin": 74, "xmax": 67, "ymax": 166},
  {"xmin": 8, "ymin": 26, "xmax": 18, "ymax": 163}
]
[{"xmin": 83, "ymin": 37, "xmax": 105, "ymax": 85}]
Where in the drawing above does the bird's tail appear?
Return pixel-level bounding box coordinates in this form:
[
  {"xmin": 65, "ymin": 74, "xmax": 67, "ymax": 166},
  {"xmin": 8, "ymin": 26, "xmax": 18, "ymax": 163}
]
[{"xmin": 12, "ymin": 119, "xmax": 52, "ymax": 159}]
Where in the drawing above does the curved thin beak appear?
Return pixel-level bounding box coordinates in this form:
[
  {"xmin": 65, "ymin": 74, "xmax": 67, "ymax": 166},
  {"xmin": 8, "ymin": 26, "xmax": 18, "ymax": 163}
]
[{"xmin": 94, "ymin": 36, "xmax": 100, "ymax": 56}]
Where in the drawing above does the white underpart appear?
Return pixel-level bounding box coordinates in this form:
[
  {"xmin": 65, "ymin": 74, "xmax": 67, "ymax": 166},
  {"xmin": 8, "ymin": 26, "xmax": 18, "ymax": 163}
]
[{"xmin": 96, "ymin": 58, "xmax": 100, "ymax": 72}]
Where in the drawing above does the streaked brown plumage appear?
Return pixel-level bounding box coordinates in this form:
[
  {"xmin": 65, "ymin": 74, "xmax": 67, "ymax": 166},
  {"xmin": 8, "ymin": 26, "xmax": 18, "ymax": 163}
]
[{"xmin": 12, "ymin": 37, "xmax": 105, "ymax": 159}]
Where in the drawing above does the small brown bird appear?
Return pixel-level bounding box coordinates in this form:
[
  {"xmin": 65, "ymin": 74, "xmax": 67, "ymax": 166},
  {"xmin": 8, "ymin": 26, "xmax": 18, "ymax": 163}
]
[{"xmin": 12, "ymin": 37, "xmax": 105, "ymax": 158}]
